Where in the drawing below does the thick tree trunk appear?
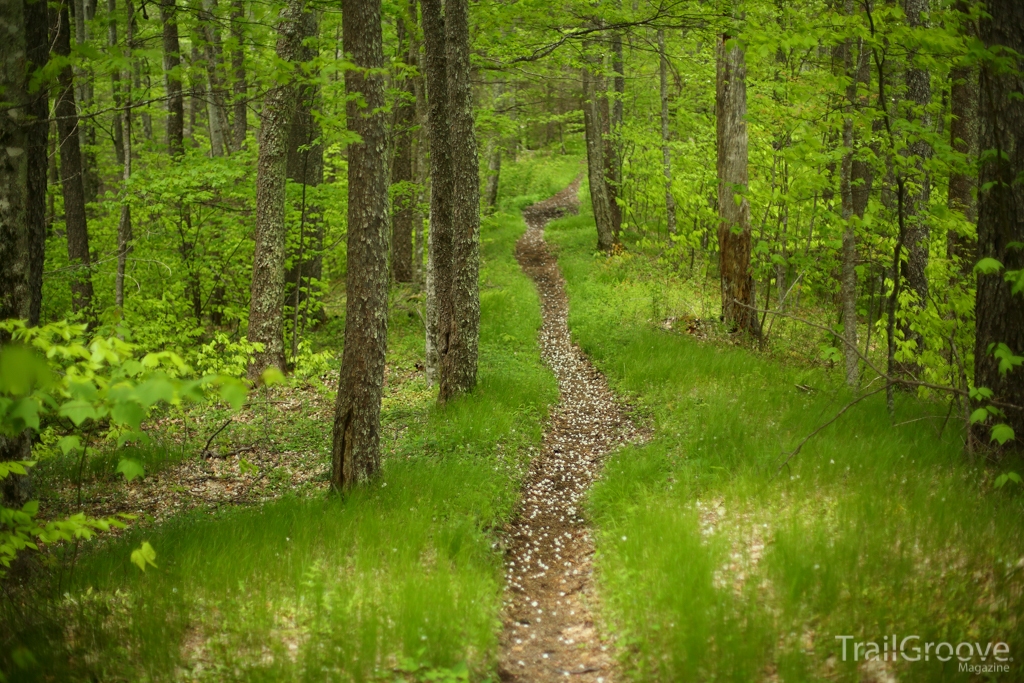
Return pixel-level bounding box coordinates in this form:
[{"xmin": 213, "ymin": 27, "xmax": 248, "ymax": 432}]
[
  {"xmin": 582, "ymin": 46, "xmax": 615, "ymax": 252},
  {"xmin": 948, "ymin": 0, "xmax": 978, "ymax": 272},
  {"xmin": 839, "ymin": 30, "xmax": 860, "ymax": 387},
  {"xmin": 246, "ymin": 0, "xmax": 305, "ymax": 381},
  {"xmin": 115, "ymin": 0, "xmax": 133, "ymax": 311},
  {"xmin": 716, "ymin": 32, "xmax": 760, "ymax": 337},
  {"xmin": 439, "ymin": 0, "xmax": 480, "ymax": 401},
  {"xmin": 285, "ymin": 6, "xmax": 324, "ymax": 348},
  {"xmin": 1, "ymin": 0, "xmax": 49, "ymax": 505},
  {"xmin": 658, "ymin": 29, "xmax": 677, "ymax": 235},
  {"xmin": 230, "ymin": 0, "xmax": 247, "ymax": 149},
  {"xmin": 160, "ymin": 0, "xmax": 184, "ymax": 156},
  {"xmin": 421, "ymin": 0, "xmax": 453, "ymax": 388},
  {"xmin": 974, "ymin": 0, "xmax": 1024, "ymax": 450},
  {"xmin": 331, "ymin": 0, "xmax": 390, "ymax": 490},
  {"xmin": 902, "ymin": 0, "xmax": 932, "ymax": 326},
  {"xmin": 53, "ymin": 1, "xmax": 94, "ymax": 316},
  {"xmin": 390, "ymin": 12, "xmax": 415, "ymax": 283}
]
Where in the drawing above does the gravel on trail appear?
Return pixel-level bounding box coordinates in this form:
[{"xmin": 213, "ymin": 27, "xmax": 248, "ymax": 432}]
[{"xmin": 500, "ymin": 179, "xmax": 644, "ymax": 683}]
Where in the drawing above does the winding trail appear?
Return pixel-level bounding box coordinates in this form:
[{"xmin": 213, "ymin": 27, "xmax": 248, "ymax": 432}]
[{"xmin": 499, "ymin": 181, "xmax": 643, "ymax": 682}]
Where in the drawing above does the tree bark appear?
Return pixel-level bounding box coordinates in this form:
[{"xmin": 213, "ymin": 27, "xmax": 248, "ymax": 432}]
[
  {"xmin": 1, "ymin": 0, "xmax": 49, "ymax": 505},
  {"xmin": 115, "ymin": 0, "xmax": 133, "ymax": 312},
  {"xmin": 974, "ymin": 0, "xmax": 1024, "ymax": 450},
  {"xmin": 160, "ymin": 0, "xmax": 184, "ymax": 156},
  {"xmin": 839, "ymin": 27, "xmax": 860, "ymax": 387},
  {"xmin": 421, "ymin": 0, "xmax": 453, "ymax": 388},
  {"xmin": 331, "ymin": 0, "xmax": 390, "ymax": 490},
  {"xmin": 53, "ymin": 0, "xmax": 95, "ymax": 316},
  {"xmin": 658, "ymin": 29, "xmax": 677, "ymax": 235},
  {"xmin": 246, "ymin": 0, "xmax": 306, "ymax": 381},
  {"xmin": 483, "ymin": 80, "xmax": 504, "ymax": 214},
  {"xmin": 582, "ymin": 43, "xmax": 615, "ymax": 252},
  {"xmin": 948, "ymin": 0, "xmax": 978, "ymax": 272},
  {"xmin": 390, "ymin": 11, "xmax": 416, "ymax": 283},
  {"xmin": 902, "ymin": 0, "xmax": 932, "ymax": 329},
  {"xmin": 73, "ymin": 0, "xmax": 98, "ymax": 205},
  {"xmin": 230, "ymin": 0, "xmax": 247, "ymax": 149},
  {"xmin": 438, "ymin": 0, "xmax": 480, "ymax": 401},
  {"xmin": 106, "ymin": 0, "xmax": 124, "ymax": 166},
  {"xmin": 285, "ymin": 6, "xmax": 324, "ymax": 346},
  {"xmin": 199, "ymin": 0, "xmax": 230, "ymax": 156},
  {"xmin": 716, "ymin": 32, "xmax": 760, "ymax": 337}
]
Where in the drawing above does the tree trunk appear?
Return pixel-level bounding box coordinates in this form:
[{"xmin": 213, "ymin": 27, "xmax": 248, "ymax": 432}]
[
  {"xmin": 53, "ymin": 1, "xmax": 94, "ymax": 316},
  {"xmin": 606, "ymin": 31, "xmax": 623, "ymax": 239},
  {"xmin": 230, "ymin": 0, "xmax": 247, "ymax": 149},
  {"xmin": 115, "ymin": 0, "xmax": 133, "ymax": 311},
  {"xmin": 902, "ymin": 0, "xmax": 932, "ymax": 328},
  {"xmin": 73, "ymin": 0, "xmax": 98, "ymax": 205},
  {"xmin": 839, "ymin": 29, "xmax": 860, "ymax": 388},
  {"xmin": 658, "ymin": 29, "xmax": 677, "ymax": 235},
  {"xmin": 246, "ymin": 0, "xmax": 306, "ymax": 381},
  {"xmin": 160, "ymin": 0, "xmax": 184, "ymax": 156},
  {"xmin": 390, "ymin": 11, "xmax": 415, "ymax": 283},
  {"xmin": 1, "ymin": 0, "xmax": 49, "ymax": 505},
  {"xmin": 421, "ymin": 0, "xmax": 454, "ymax": 388},
  {"xmin": 948, "ymin": 0, "xmax": 978, "ymax": 272},
  {"xmin": 438, "ymin": 0, "xmax": 480, "ymax": 401},
  {"xmin": 285, "ymin": 6, "xmax": 324, "ymax": 349},
  {"xmin": 716, "ymin": 32, "xmax": 760, "ymax": 337},
  {"xmin": 107, "ymin": 0, "xmax": 124, "ymax": 165},
  {"xmin": 410, "ymin": 0, "xmax": 427, "ymax": 289},
  {"xmin": 200, "ymin": 0, "xmax": 230, "ymax": 156},
  {"xmin": 974, "ymin": 0, "xmax": 1024, "ymax": 450},
  {"xmin": 483, "ymin": 81, "xmax": 504, "ymax": 214},
  {"xmin": 331, "ymin": 0, "xmax": 390, "ymax": 490},
  {"xmin": 582, "ymin": 44, "xmax": 615, "ymax": 252}
]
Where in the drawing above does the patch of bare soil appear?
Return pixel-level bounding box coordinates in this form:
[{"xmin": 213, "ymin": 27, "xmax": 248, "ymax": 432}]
[{"xmin": 500, "ymin": 178, "xmax": 644, "ymax": 682}]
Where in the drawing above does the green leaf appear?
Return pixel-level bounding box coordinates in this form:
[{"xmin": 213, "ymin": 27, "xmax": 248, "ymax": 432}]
[
  {"xmin": 57, "ymin": 435, "xmax": 81, "ymax": 455},
  {"xmin": 130, "ymin": 541, "xmax": 157, "ymax": 571},
  {"xmin": 0, "ymin": 344, "xmax": 51, "ymax": 396},
  {"xmin": 58, "ymin": 399, "xmax": 97, "ymax": 426},
  {"xmin": 969, "ymin": 408, "xmax": 989, "ymax": 424},
  {"xmin": 990, "ymin": 423, "xmax": 1015, "ymax": 445},
  {"xmin": 134, "ymin": 377, "xmax": 176, "ymax": 407},
  {"xmin": 974, "ymin": 257, "xmax": 1004, "ymax": 275},
  {"xmin": 111, "ymin": 400, "xmax": 146, "ymax": 431},
  {"xmin": 116, "ymin": 458, "xmax": 145, "ymax": 482},
  {"xmin": 218, "ymin": 379, "xmax": 248, "ymax": 411},
  {"xmin": 261, "ymin": 367, "xmax": 285, "ymax": 387}
]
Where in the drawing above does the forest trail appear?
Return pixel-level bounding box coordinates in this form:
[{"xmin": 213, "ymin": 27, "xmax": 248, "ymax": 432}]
[{"xmin": 500, "ymin": 180, "xmax": 644, "ymax": 682}]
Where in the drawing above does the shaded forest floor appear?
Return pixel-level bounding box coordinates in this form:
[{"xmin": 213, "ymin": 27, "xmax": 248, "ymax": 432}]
[{"xmin": 3, "ymin": 154, "xmax": 1024, "ymax": 683}]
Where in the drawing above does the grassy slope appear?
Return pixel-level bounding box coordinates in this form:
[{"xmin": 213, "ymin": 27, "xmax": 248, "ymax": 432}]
[
  {"xmin": 3, "ymin": 154, "xmax": 581, "ymax": 683},
  {"xmin": 545, "ymin": 210, "xmax": 1024, "ymax": 682}
]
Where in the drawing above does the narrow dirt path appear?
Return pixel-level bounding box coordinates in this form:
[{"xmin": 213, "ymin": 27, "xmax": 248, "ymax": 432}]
[{"xmin": 499, "ymin": 180, "xmax": 642, "ymax": 682}]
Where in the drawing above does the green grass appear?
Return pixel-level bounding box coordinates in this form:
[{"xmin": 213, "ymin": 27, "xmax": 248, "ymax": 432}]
[
  {"xmin": 545, "ymin": 210, "xmax": 1024, "ymax": 682},
  {"xmin": 0, "ymin": 157, "xmax": 582, "ymax": 682}
]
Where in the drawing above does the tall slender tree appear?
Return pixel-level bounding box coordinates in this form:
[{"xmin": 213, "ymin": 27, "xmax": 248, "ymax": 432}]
[
  {"xmin": 974, "ymin": 0, "xmax": 1024, "ymax": 449},
  {"xmin": 582, "ymin": 40, "xmax": 615, "ymax": 252},
  {"xmin": 246, "ymin": 0, "xmax": 306, "ymax": 380},
  {"xmin": 658, "ymin": 29, "xmax": 677, "ymax": 235},
  {"xmin": 160, "ymin": 0, "xmax": 185, "ymax": 156},
  {"xmin": 230, "ymin": 0, "xmax": 247, "ymax": 149},
  {"xmin": 390, "ymin": 9, "xmax": 416, "ymax": 283},
  {"xmin": 114, "ymin": 0, "xmax": 133, "ymax": 311},
  {"xmin": 53, "ymin": 0, "xmax": 94, "ymax": 316},
  {"xmin": 716, "ymin": 30, "xmax": 760, "ymax": 336},
  {"xmin": 331, "ymin": 0, "xmax": 390, "ymax": 490},
  {"xmin": 948, "ymin": 0, "xmax": 977, "ymax": 271}
]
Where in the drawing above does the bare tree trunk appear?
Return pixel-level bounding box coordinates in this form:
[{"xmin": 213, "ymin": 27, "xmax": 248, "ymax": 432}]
[
  {"xmin": 331, "ymin": 0, "xmax": 390, "ymax": 490},
  {"xmin": 73, "ymin": 0, "xmax": 98, "ymax": 204},
  {"xmin": 115, "ymin": 0, "xmax": 133, "ymax": 311},
  {"xmin": 658, "ymin": 29, "xmax": 677, "ymax": 235},
  {"xmin": 230, "ymin": 0, "xmax": 247, "ymax": 149},
  {"xmin": 285, "ymin": 6, "xmax": 324, "ymax": 347},
  {"xmin": 582, "ymin": 42, "xmax": 615, "ymax": 252},
  {"xmin": 438, "ymin": 0, "xmax": 480, "ymax": 400},
  {"xmin": 53, "ymin": 1, "xmax": 94, "ymax": 316},
  {"xmin": 902, "ymin": 0, "xmax": 932, "ymax": 331},
  {"xmin": 160, "ymin": 0, "xmax": 184, "ymax": 156},
  {"xmin": 974, "ymin": 0, "xmax": 1024, "ymax": 450},
  {"xmin": 107, "ymin": 0, "xmax": 124, "ymax": 165},
  {"xmin": 421, "ymin": 0, "xmax": 453, "ymax": 388},
  {"xmin": 483, "ymin": 81, "xmax": 504, "ymax": 214},
  {"xmin": 410, "ymin": 0, "xmax": 427, "ymax": 290},
  {"xmin": 246, "ymin": 0, "xmax": 306, "ymax": 380},
  {"xmin": 839, "ymin": 27, "xmax": 860, "ymax": 387},
  {"xmin": 948, "ymin": 0, "xmax": 977, "ymax": 273},
  {"xmin": 606, "ymin": 30, "xmax": 624, "ymax": 239},
  {"xmin": 0, "ymin": 0, "xmax": 48, "ymax": 506},
  {"xmin": 390, "ymin": 11, "xmax": 415, "ymax": 283},
  {"xmin": 716, "ymin": 31, "xmax": 760, "ymax": 337}
]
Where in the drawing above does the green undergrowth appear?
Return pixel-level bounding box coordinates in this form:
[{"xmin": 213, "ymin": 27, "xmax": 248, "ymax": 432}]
[
  {"xmin": 0, "ymin": 159, "xmax": 577, "ymax": 682},
  {"xmin": 545, "ymin": 210, "xmax": 1024, "ymax": 682}
]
